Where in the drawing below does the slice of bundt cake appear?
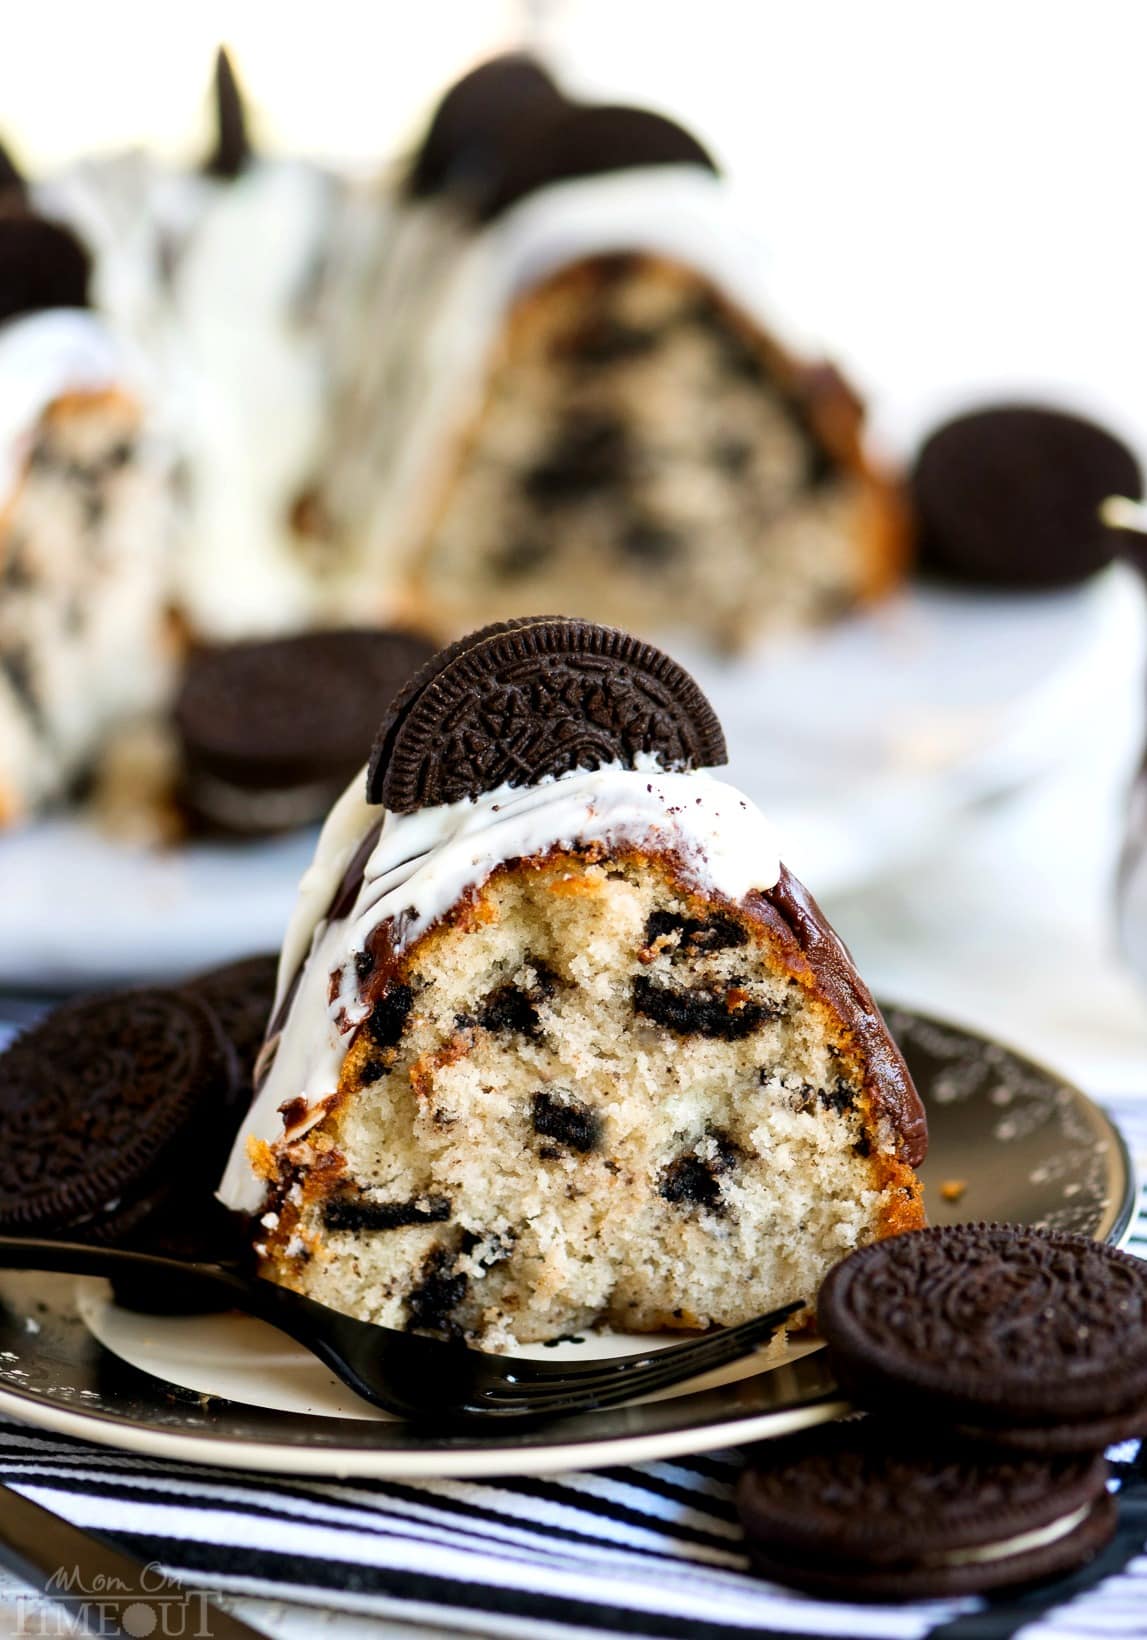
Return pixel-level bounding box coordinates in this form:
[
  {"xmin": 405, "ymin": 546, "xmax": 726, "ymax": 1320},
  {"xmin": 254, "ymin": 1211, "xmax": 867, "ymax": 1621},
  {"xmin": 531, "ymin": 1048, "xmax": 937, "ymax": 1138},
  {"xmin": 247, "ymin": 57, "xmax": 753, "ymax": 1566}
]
[
  {"xmin": 0, "ymin": 203, "xmax": 173, "ymax": 826},
  {"xmin": 405, "ymin": 247, "xmax": 905, "ymax": 650},
  {"xmin": 308, "ymin": 60, "xmax": 908, "ymax": 651},
  {"xmin": 218, "ymin": 619, "xmax": 926, "ymax": 1348}
]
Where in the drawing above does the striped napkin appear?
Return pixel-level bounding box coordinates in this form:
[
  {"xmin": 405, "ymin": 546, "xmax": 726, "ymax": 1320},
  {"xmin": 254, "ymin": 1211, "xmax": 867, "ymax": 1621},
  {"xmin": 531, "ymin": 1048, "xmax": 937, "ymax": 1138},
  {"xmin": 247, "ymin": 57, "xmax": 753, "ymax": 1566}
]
[{"xmin": 0, "ymin": 1001, "xmax": 1144, "ymax": 1639}]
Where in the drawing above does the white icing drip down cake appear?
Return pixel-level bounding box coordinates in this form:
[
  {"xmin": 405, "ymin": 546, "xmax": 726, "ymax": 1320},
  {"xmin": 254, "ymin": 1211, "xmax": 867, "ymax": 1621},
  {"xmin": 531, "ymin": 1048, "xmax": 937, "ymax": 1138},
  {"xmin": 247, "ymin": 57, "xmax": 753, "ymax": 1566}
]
[
  {"xmin": 0, "ymin": 221, "xmax": 173, "ymax": 825},
  {"xmin": 219, "ymin": 618, "xmax": 926, "ymax": 1349}
]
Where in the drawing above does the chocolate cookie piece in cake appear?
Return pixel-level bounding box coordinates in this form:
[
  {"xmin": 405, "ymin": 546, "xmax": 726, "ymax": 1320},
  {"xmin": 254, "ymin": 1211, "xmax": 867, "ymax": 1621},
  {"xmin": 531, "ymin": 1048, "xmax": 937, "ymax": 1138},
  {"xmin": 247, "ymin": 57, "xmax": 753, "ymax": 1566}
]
[
  {"xmin": 220, "ymin": 618, "xmax": 925, "ymax": 1349},
  {"xmin": 738, "ymin": 1421, "xmax": 1115, "ymax": 1600},
  {"xmin": 913, "ymin": 404, "xmax": 1144, "ymax": 587},
  {"xmin": 819, "ymin": 1223, "xmax": 1147, "ymax": 1452},
  {"xmin": 175, "ymin": 627, "xmax": 435, "ymax": 835}
]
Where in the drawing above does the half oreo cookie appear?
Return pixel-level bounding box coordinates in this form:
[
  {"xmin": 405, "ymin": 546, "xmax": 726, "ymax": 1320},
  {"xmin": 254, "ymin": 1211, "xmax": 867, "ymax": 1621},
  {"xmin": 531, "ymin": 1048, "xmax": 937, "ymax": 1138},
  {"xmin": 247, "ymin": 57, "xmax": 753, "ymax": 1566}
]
[
  {"xmin": 405, "ymin": 52, "xmax": 566, "ymax": 208},
  {"xmin": 366, "ymin": 616, "xmax": 728, "ymax": 811},
  {"xmin": 478, "ymin": 101, "xmax": 719, "ymax": 221}
]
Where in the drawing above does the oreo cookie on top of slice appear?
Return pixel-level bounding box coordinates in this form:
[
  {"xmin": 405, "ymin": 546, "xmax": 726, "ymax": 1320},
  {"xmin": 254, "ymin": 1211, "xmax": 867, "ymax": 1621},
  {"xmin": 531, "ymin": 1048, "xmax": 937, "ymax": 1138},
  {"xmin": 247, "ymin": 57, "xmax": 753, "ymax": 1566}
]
[
  {"xmin": 738, "ymin": 1419, "xmax": 1115, "ymax": 1601},
  {"xmin": 175, "ymin": 626, "xmax": 436, "ymax": 835},
  {"xmin": 912, "ymin": 403, "xmax": 1144, "ymax": 588},
  {"xmin": 366, "ymin": 616, "xmax": 727, "ymax": 812},
  {"xmin": 0, "ymin": 989, "xmax": 238, "ymax": 1246},
  {"xmin": 817, "ymin": 1222, "xmax": 1147, "ymax": 1453}
]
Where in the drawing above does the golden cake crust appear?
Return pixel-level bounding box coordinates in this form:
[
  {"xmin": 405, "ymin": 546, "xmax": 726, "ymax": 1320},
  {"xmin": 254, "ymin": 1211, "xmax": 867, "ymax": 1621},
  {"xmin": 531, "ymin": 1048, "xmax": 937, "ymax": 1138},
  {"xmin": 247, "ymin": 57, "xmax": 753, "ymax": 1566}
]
[{"xmin": 252, "ymin": 844, "xmax": 925, "ymax": 1341}]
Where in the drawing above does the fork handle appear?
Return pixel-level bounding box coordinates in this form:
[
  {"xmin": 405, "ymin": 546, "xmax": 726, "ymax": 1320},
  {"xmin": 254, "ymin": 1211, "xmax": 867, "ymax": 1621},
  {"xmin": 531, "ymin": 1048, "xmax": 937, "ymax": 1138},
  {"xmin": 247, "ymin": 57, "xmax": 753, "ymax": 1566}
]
[{"xmin": 0, "ymin": 1235, "xmax": 251, "ymax": 1312}]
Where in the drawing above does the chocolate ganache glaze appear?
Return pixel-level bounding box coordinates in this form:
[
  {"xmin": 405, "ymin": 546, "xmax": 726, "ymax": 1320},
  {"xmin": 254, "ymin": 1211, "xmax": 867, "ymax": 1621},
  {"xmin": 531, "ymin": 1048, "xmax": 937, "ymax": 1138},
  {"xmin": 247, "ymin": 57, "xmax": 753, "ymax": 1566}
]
[{"xmin": 752, "ymin": 866, "xmax": 926, "ymax": 1167}]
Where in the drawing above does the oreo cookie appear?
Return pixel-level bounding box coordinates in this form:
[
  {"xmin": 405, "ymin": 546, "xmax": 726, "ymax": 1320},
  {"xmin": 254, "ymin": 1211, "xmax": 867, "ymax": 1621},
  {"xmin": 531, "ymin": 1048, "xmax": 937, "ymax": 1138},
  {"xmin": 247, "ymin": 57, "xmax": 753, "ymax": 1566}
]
[
  {"xmin": 479, "ymin": 101, "xmax": 718, "ymax": 222},
  {"xmin": 0, "ymin": 214, "xmax": 91, "ymax": 325},
  {"xmin": 366, "ymin": 616, "xmax": 727, "ymax": 812},
  {"xmin": 175, "ymin": 627, "xmax": 435, "ymax": 834},
  {"xmin": 0, "ymin": 138, "xmax": 26, "ymax": 207},
  {"xmin": 818, "ymin": 1223, "xmax": 1147, "ymax": 1452},
  {"xmin": 405, "ymin": 52, "xmax": 566, "ymax": 207},
  {"xmin": 912, "ymin": 403, "xmax": 1144, "ymax": 588},
  {"xmin": 184, "ymin": 951, "xmax": 278, "ymax": 1095},
  {"xmin": 203, "ymin": 45, "xmax": 253, "ymax": 180},
  {"xmin": 0, "ymin": 989, "xmax": 237, "ymax": 1242},
  {"xmin": 738, "ymin": 1420, "xmax": 1114, "ymax": 1600}
]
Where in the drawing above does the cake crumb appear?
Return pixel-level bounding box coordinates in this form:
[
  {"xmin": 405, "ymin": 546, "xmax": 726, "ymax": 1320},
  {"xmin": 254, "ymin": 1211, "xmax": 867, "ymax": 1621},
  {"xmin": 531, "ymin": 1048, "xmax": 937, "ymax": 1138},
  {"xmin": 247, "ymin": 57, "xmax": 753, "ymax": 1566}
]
[{"xmin": 939, "ymin": 1179, "xmax": 968, "ymax": 1203}]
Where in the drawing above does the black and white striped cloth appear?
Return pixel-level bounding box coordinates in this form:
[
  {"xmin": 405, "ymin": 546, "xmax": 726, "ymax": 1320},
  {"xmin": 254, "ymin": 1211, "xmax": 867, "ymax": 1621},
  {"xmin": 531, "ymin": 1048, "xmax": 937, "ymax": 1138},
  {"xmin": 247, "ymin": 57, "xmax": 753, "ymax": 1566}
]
[{"xmin": 0, "ymin": 999, "xmax": 1144, "ymax": 1639}]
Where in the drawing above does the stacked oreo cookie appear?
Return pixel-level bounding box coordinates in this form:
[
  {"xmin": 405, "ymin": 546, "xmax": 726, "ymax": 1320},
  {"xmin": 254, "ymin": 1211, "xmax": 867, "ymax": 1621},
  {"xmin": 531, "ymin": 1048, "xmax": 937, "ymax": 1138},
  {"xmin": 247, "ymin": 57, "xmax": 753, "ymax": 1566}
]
[
  {"xmin": 174, "ymin": 626, "xmax": 435, "ymax": 835},
  {"xmin": 738, "ymin": 1222, "xmax": 1145, "ymax": 1599},
  {"xmin": 0, "ymin": 953, "xmax": 277, "ymax": 1261}
]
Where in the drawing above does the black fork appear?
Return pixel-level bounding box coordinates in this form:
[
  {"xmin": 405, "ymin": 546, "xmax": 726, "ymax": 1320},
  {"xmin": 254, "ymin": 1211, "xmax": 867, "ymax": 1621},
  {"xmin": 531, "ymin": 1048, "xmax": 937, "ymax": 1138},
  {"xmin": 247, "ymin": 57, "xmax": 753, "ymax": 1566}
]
[{"xmin": 0, "ymin": 1235, "xmax": 804, "ymax": 1426}]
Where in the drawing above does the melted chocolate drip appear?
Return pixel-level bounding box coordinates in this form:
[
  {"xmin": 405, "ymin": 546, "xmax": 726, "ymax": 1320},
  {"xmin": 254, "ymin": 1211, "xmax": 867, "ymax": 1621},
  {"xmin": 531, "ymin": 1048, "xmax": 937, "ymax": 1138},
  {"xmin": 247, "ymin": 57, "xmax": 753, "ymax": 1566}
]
[{"xmin": 753, "ymin": 866, "xmax": 927, "ymax": 1166}]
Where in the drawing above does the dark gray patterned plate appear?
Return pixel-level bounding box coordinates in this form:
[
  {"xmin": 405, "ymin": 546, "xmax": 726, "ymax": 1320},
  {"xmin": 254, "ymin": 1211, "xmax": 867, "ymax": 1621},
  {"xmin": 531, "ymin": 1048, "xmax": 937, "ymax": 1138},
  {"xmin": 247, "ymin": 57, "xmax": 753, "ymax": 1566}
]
[{"xmin": 0, "ymin": 1008, "xmax": 1133, "ymax": 1478}]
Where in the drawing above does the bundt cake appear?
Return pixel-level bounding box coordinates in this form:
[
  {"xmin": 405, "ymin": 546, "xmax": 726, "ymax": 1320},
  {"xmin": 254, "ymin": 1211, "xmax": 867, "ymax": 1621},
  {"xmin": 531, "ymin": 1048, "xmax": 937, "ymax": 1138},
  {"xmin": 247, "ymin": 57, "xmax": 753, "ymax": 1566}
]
[
  {"xmin": 305, "ymin": 58, "xmax": 908, "ymax": 651},
  {"xmin": 218, "ymin": 618, "xmax": 926, "ymax": 1348},
  {"xmin": 36, "ymin": 47, "xmax": 348, "ymax": 642}
]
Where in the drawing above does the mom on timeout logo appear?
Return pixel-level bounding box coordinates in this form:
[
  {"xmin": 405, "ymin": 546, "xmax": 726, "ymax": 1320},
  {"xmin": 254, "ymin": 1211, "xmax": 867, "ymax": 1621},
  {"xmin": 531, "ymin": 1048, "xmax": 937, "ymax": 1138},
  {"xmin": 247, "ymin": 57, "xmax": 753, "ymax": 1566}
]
[{"xmin": 12, "ymin": 1560, "xmax": 215, "ymax": 1636}]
